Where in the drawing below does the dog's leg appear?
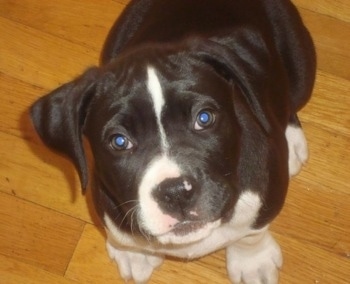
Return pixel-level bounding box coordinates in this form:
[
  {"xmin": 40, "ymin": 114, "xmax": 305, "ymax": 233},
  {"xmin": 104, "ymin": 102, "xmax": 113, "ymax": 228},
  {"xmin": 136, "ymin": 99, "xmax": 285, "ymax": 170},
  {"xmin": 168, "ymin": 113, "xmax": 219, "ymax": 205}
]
[
  {"xmin": 226, "ymin": 227, "xmax": 282, "ymax": 284},
  {"xmin": 106, "ymin": 240, "xmax": 164, "ymax": 283},
  {"xmin": 285, "ymin": 114, "xmax": 309, "ymax": 177}
]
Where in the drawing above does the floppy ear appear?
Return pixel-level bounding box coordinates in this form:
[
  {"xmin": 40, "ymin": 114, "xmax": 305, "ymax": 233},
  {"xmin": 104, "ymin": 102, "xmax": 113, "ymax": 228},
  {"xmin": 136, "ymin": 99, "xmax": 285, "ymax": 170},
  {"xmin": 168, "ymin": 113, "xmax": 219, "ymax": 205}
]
[
  {"xmin": 191, "ymin": 29, "xmax": 280, "ymax": 133},
  {"xmin": 31, "ymin": 67, "xmax": 100, "ymax": 192}
]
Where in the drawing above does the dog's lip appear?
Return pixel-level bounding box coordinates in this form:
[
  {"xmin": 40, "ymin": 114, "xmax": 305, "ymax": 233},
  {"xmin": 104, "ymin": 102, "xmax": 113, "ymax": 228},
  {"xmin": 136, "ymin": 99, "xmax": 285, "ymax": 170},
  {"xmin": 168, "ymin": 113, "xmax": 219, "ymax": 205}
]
[
  {"xmin": 171, "ymin": 220, "xmax": 207, "ymax": 236},
  {"xmin": 156, "ymin": 219, "xmax": 222, "ymax": 245}
]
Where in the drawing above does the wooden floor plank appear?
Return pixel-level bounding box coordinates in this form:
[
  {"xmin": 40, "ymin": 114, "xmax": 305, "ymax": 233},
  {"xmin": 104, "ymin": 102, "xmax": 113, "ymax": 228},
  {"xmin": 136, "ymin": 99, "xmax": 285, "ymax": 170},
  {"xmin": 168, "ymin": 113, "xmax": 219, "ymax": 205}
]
[
  {"xmin": 293, "ymin": 0, "xmax": 350, "ymax": 23},
  {"xmin": 299, "ymin": 8, "xmax": 350, "ymax": 81},
  {"xmin": 0, "ymin": 72, "xmax": 43, "ymax": 136},
  {"xmin": 0, "ymin": 192, "xmax": 85, "ymax": 275},
  {"xmin": 297, "ymin": 122, "xmax": 350, "ymax": 195},
  {"xmin": 0, "ymin": 255, "xmax": 77, "ymax": 284},
  {"xmin": 273, "ymin": 178, "xmax": 350, "ymax": 259},
  {"xmin": 302, "ymin": 71, "xmax": 350, "ymax": 136},
  {"xmin": 0, "ymin": 131, "xmax": 95, "ymax": 223},
  {"xmin": 0, "ymin": 0, "xmax": 124, "ymax": 51},
  {"xmin": 276, "ymin": 232, "xmax": 349, "ymax": 283},
  {"xmin": 65, "ymin": 224, "xmax": 126, "ymax": 283},
  {"xmin": 0, "ymin": 16, "xmax": 98, "ymax": 90},
  {"xmin": 0, "ymin": 72, "xmax": 95, "ymax": 223}
]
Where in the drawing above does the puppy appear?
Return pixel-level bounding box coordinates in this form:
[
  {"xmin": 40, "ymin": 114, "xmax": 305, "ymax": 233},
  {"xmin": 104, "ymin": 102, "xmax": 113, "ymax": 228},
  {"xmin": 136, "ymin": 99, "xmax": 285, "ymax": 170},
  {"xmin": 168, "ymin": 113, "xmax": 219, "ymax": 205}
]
[{"xmin": 31, "ymin": 0, "xmax": 316, "ymax": 283}]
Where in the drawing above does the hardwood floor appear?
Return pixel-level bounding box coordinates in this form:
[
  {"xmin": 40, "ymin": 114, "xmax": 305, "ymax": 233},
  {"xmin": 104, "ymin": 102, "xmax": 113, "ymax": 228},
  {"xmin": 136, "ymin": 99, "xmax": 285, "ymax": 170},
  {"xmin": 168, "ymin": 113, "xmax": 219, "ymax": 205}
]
[{"xmin": 0, "ymin": 0, "xmax": 349, "ymax": 283}]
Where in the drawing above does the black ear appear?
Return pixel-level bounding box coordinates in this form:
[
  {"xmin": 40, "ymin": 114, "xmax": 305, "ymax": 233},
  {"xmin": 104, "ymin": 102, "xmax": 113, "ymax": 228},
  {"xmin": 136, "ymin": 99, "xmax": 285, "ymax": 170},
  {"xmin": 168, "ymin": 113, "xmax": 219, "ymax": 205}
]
[
  {"xmin": 31, "ymin": 67, "xmax": 100, "ymax": 192},
  {"xmin": 191, "ymin": 29, "xmax": 277, "ymax": 133}
]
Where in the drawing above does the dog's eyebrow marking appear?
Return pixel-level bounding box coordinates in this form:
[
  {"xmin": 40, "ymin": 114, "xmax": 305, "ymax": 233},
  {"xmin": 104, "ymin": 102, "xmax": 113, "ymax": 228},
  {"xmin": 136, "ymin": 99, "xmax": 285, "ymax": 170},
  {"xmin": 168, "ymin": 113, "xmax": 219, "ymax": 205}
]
[{"xmin": 147, "ymin": 66, "xmax": 169, "ymax": 152}]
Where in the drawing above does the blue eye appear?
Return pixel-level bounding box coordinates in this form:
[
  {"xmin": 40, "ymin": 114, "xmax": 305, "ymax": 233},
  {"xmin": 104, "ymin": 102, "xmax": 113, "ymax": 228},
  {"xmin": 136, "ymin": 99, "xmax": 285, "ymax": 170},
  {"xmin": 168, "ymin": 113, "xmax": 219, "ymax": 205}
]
[
  {"xmin": 195, "ymin": 110, "xmax": 215, "ymax": 130},
  {"xmin": 110, "ymin": 134, "xmax": 133, "ymax": 150}
]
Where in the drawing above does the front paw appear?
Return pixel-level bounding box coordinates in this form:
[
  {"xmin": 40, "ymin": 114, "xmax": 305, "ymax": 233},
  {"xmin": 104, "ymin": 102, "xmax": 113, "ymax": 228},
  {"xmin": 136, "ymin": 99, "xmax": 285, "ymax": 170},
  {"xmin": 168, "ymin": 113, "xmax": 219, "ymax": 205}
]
[
  {"xmin": 106, "ymin": 241, "xmax": 164, "ymax": 283},
  {"xmin": 226, "ymin": 230, "xmax": 282, "ymax": 284}
]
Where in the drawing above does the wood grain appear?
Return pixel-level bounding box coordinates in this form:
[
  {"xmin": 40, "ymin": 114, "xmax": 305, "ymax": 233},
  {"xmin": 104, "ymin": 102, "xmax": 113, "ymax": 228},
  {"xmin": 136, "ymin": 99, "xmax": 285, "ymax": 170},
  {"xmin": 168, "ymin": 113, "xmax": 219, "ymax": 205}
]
[
  {"xmin": 0, "ymin": 0, "xmax": 349, "ymax": 283},
  {"xmin": 0, "ymin": 193, "xmax": 84, "ymax": 274}
]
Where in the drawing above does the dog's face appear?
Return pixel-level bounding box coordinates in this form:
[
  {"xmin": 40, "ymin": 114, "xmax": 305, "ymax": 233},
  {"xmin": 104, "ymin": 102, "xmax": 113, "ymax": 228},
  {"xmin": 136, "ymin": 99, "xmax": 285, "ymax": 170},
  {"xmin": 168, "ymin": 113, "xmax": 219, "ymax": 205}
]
[
  {"xmin": 31, "ymin": 37, "xmax": 279, "ymax": 245},
  {"xmin": 84, "ymin": 45, "xmax": 242, "ymax": 244}
]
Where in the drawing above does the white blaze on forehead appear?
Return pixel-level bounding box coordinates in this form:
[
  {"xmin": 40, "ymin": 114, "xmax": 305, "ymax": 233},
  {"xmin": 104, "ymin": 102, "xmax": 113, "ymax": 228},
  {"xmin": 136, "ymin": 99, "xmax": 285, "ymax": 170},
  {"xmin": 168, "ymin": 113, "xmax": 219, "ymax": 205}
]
[
  {"xmin": 139, "ymin": 155, "xmax": 182, "ymax": 235},
  {"xmin": 147, "ymin": 66, "xmax": 169, "ymax": 152}
]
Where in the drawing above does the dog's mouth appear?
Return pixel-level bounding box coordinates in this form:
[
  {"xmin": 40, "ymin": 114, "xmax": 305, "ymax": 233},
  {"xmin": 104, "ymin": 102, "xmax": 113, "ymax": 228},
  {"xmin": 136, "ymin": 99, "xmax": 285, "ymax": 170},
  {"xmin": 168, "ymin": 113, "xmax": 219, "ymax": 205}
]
[
  {"xmin": 171, "ymin": 221, "xmax": 207, "ymax": 236},
  {"xmin": 156, "ymin": 219, "xmax": 222, "ymax": 245}
]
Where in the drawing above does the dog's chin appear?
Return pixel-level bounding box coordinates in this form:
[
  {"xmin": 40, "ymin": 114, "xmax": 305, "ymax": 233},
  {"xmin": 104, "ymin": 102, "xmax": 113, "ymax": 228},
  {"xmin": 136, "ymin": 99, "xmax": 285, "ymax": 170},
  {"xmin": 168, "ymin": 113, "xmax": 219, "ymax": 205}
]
[{"xmin": 155, "ymin": 219, "xmax": 222, "ymax": 245}]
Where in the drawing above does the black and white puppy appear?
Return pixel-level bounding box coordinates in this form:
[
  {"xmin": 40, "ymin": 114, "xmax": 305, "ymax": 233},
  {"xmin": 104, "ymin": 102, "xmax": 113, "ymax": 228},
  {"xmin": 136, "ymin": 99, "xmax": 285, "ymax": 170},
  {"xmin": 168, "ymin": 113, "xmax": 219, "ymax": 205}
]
[{"xmin": 31, "ymin": 0, "xmax": 316, "ymax": 283}]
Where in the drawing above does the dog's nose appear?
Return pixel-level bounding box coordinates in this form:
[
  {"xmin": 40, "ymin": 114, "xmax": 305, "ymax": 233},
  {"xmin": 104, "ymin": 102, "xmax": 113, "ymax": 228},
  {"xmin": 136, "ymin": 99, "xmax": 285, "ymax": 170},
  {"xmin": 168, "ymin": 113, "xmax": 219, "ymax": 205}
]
[{"xmin": 153, "ymin": 177, "xmax": 197, "ymax": 214}]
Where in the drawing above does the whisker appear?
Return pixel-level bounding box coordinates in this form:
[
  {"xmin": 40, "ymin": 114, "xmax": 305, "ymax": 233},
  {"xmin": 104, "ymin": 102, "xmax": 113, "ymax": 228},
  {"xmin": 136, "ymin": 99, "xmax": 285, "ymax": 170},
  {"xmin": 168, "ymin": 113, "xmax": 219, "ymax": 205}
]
[
  {"xmin": 130, "ymin": 207, "xmax": 137, "ymax": 237},
  {"xmin": 120, "ymin": 204, "xmax": 138, "ymax": 228},
  {"xmin": 113, "ymin": 199, "xmax": 138, "ymax": 211},
  {"xmin": 110, "ymin": 200, "xmax": 152, "ymax": 243},
  {"xmin": 135, "ymin": 208, "xmax": 152, "ymax": 244}
]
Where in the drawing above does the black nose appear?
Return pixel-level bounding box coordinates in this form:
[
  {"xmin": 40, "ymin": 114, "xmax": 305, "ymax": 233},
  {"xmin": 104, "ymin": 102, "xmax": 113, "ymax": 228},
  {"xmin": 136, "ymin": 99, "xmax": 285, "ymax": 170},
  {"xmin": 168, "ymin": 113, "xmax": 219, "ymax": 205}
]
[{"xmin": 153, "ymin": 177, "xmax": 197, "ymax": 216}]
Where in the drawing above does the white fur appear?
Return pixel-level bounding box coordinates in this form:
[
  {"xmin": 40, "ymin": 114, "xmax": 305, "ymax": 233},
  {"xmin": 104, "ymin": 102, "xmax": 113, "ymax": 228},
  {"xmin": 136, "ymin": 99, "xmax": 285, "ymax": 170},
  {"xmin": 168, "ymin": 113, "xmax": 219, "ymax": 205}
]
[
  {"xmin": 106, "ymin": 241, "xmax": 164, "ymax": 283},
  {"xmin": 104, "ymin": 191, "xmax": 275, "ymax": 283},
  {"xmin": 147, "ymin": 66, "xmax": 169, "ymax": 152},
  {"xmin": 138, "ymin": 155, "xmax": 182, "ymax": 236},
  {"xmin": 285, "ymin": 124, "xmax": 308, "ymax": 177},
  {"xmin": 226, "ymin": 229, "xmax": 282, "ymax": 284},
  {"xmin": 183, "ymin": 180, "xmax": 192, "ymax": 191}
]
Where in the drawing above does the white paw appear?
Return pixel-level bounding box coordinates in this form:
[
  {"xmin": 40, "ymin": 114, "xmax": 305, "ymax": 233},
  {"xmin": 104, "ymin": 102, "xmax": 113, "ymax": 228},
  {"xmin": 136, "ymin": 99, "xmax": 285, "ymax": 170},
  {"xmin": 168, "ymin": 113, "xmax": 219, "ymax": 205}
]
[
  {"xmin": 106, "ymin": 241, "xmax": 164, "ymax": 283},
  {"xmin": 226, "ymin": 230, "xmax": 283, "ymax": 284},
  {"xmin": 285, "ymin": 125, "xmax": 308, "ymax": 177}
]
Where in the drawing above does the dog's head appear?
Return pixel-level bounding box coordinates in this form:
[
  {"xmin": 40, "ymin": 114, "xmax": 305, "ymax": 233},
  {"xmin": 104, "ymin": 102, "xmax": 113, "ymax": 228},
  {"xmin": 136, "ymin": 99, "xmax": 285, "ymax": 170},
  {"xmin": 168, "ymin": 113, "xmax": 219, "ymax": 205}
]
[{"xmin": 31, "ymin": 32, "xmax": 287, "ymax": 245}]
